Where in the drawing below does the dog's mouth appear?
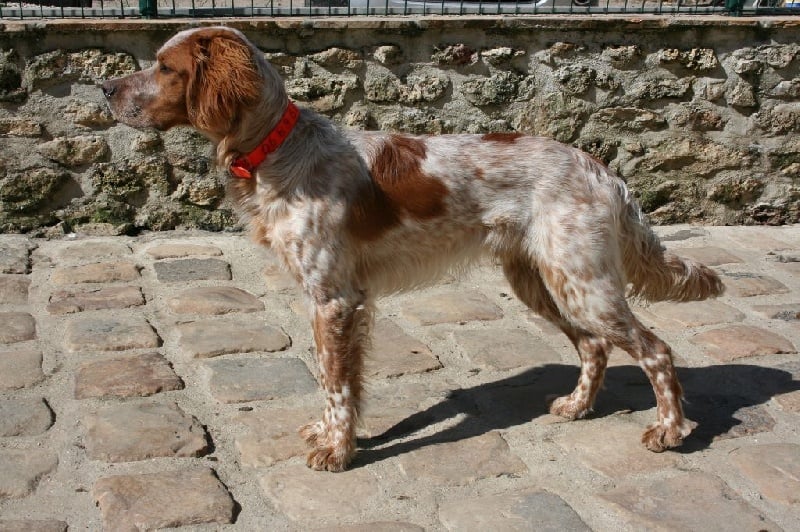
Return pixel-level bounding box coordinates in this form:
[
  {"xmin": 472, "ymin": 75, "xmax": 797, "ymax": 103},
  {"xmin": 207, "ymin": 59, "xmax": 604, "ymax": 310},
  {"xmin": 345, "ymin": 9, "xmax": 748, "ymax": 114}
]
[
  {"xmin": 101, "ymin": 79, "xmax": 145, "ymax": 128},
  {"xmin": 99, "ymin": 88, "xmax": 162, "ymax": 131},
  {"xmin": 116, "ymin": 103, "xmax": 144, "ymax": 126},
  {"xmin": 100, "ymin": 80, "xmax": 190, "ymax": 132}
]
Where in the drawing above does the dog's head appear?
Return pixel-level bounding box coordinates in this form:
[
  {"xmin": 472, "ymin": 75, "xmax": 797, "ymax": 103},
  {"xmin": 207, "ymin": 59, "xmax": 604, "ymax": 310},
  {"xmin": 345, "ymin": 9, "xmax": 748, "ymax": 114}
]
[{"xmin": 102, "ymin": 26, "xmax": 266, "ymax": 138}]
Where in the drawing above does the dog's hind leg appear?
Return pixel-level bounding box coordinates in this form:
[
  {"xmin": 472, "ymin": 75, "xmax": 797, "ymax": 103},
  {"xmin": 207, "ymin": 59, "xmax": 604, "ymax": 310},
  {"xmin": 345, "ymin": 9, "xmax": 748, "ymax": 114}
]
[
  {"xmin": 535, "ymin": 253, "xmax": 692, "ymax": 452},
  {"xmin": 299, "ymin": 292, "xmax": 371, "ymax": 472},
  {"xmin": 502, "ymin": 256, "xmax": 611, "ymax": 420},
  {"xmin": 548, "ymin": 333, "xmax": 612, "ymax": 420}
]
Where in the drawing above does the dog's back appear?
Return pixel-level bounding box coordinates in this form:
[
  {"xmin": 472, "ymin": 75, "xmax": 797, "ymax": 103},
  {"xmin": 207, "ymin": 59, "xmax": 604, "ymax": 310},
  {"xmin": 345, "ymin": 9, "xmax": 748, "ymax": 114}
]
[{"xmin": 341, "ymin": 129, "xmax": 723, "ymax": 303}]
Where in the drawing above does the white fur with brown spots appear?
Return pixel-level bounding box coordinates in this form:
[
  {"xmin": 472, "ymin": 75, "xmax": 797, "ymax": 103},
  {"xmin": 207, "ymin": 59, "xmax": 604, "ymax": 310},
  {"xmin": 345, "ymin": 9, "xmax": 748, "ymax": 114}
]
[{"xmin": 103, "ymin": 26, "xmax": 724, "ymax": 472}]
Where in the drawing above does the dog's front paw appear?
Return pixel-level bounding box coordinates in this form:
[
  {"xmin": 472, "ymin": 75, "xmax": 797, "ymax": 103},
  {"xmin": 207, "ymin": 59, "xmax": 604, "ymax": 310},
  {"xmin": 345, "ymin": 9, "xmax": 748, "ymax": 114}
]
[
  {"xmin": 300, "ymin": 420, "xmax": 356, "ymax": 471},
  {"xmin": 306, "ymin": 443, "xmax": 355, "ymax": 472},
  {"xmin": 547, "ymin": 394, "xmax": 591, "ymax": 420},
  {"xmin": 641, "ymin": 419, "xmax": 694, "ymax": 452}
]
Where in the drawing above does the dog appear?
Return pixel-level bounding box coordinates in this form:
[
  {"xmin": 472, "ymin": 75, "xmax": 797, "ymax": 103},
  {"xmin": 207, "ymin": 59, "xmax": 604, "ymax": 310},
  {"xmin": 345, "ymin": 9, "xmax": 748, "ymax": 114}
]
[{"xmin": 102, "ymin": 26, "xmax": 724, "ymax": 472}]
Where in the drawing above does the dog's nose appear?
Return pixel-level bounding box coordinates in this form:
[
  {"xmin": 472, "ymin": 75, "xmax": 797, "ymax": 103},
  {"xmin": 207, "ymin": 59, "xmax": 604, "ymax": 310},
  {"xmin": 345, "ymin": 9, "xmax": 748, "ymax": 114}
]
[{"xmin": 101, "ymin": 81, "xmax": 117, "ymax": 98}]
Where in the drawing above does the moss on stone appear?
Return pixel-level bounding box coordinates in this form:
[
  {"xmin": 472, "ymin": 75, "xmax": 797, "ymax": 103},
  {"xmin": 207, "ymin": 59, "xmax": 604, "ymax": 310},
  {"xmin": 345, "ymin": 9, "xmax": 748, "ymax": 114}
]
[
  {"xmin": 636, "ymin": 180, "xmax": 679, "ymax": 213},
  {"xmin": 0, "ymin": 50, "xmax": 23, "ymax": 102},
  {"xmin": 0, "ymin": 167, "xmax": 69, "ymax": 213},
  {"xmin": 707, "ymin": 178, "xmax": 766, "ymax": 206},
  {"xmin": 90, "ymin": 161, "xmax": 146, "ymax": 199}
]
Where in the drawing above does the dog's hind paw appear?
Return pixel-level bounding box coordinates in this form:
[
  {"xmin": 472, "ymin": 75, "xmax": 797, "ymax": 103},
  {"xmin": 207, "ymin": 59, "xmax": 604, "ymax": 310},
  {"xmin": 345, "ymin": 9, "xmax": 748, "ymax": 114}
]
[{"xmin": 641, "ymin": 419, "xmax": 694, "ymax": 452}]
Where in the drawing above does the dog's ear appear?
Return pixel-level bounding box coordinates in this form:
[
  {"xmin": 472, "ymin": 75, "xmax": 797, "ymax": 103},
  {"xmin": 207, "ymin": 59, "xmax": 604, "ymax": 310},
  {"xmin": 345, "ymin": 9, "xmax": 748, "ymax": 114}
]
[{"xmin": 187, "ymin": 32, "xmax": 262, "ymax": 135}]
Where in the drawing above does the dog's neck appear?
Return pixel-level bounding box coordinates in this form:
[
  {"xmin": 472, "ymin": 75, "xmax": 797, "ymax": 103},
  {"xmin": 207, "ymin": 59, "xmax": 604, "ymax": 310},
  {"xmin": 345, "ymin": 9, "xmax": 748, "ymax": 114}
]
[
  {"xmin": 210, "ymin": 95, "xmax": 289, "ymax": 168},
  {"xmin": 214, "ymin": 56, "xmax": 291, "ymax": 169},
  {"xmin": 216, "ymin": 57, "xmax": 359, "ymax": 196},
  {"xmin": 229, "ymin": 100, "xmax": 300, "ymax": 179}
]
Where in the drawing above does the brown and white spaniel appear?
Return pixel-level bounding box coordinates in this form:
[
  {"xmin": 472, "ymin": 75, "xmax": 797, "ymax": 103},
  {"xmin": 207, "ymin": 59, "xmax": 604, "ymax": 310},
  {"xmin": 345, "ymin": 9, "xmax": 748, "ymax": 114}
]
[{"xmin": 103, "ymin": 26, "xmax": 724, "ymax": 472}]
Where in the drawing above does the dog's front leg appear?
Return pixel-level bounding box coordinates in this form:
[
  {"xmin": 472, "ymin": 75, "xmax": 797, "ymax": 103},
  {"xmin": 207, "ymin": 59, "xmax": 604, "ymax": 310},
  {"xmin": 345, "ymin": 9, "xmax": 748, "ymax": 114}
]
[{"xmin": 299, "ymin": 293, "xmax": 369, "ymax": 472}]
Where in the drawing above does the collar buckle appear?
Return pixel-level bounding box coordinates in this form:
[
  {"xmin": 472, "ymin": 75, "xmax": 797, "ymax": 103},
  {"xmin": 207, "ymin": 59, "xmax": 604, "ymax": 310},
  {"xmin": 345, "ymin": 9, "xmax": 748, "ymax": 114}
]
[
  {"xmin": 228, "ymin": 101, "xmax": 299, "ymax": 180},
  {"xmin": 229, "ymin": 160, "xmax": 253, "ymax": 179}
]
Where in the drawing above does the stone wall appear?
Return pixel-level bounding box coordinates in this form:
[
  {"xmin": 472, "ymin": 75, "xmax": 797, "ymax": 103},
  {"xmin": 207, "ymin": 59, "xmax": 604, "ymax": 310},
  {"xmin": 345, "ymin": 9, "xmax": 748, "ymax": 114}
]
[{"xmin": 0, "ymin": 17, "xmax": 798, "ymax": 235}]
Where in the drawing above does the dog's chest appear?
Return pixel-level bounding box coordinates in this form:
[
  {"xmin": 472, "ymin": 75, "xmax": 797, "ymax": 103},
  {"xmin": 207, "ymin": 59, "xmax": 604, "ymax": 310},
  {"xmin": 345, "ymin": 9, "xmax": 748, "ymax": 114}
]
[{"xmin": 254, "ymin": 196, "xmax": 344, "ymax": 287}]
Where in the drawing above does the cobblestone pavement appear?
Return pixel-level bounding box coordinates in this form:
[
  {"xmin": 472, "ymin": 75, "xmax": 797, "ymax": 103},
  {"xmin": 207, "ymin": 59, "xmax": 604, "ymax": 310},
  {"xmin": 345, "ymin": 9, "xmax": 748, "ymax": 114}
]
[{"xmin": 1, "ymin": 225, "xmax": 799, "ymax": 531}]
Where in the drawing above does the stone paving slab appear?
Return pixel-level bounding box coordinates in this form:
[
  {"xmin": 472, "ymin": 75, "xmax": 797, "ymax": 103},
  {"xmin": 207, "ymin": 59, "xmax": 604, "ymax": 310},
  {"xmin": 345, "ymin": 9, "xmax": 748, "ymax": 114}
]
[
  {"xmin": 775, "ymin": 389, "xmax": 800, "ymax": 412},
  {"xmin": 691, "ymin": 325, "xmax": 796, "ymax": 361},
  {"xmin": 400, "ymin": 290, "xmax": 503, "ymax": 325},
  {"xmin": 0, "ymin": 520, "xmax": 67, "ymax": 532},
  {"xmin": 50, "ymin": 261, "xmax": 141, "ymax": 285},
  {"xmin": 46, "ymin": 285, "xmax": 144, "ymax": 315},
  {"xmin": 396, "ymin": 432, "xmax": 528, "ymax": 486},
  {"xmin": 0, "ymin": 450, "xmax": 58, "ymax": 499},
  {"xmin": 263, "ymin": 261, "xmax": 299, "ymax": 291},
  {"xmin": 206, "ymin": 357, "xmax": 318, "ymax": 403},
  {"xmin": 722, "ymin": 272, "xmax": 790, "ymax": 298},
  {"xmin": 0, "ymin": 241, "xmax": 32, "ymax": 274},
  {"xmin": 0, "ymin": 398, "xmax": 53, "ymax": 437},
  {"xmin": 64, "ymin": 316, "xmax": 161, "ymax": 353},
  {"xmin": 84, "ymin": 401, "xmax": 209, "ymax": 462},
  {"xmin": 74, "ymin": 352, "xmax": 184, "ymax": 399},
  {"xmin": 358, "ymin": 381, "xmax": 453, "ymax": 438},
  {"xmin": 0, "ymin": 275, "xmax": 30, "ymax": 305},
  {"xmin": 669, "ymin": 246, "xmax": 744, "ymax": 266},
  {"xmin": 685, "ymin": 394, "xmax": 777, "ymax": 443},
  {"xmin": 56, "ymin": 241, "xmax": 132, "ymax": 263},
  {"xmin": 0, "ymin": 313, "xmax": 36, "ymax": 344},
  {"xmin": 0, "ymin": 349, "xmax": 44, "ymax": 390},
  {"xmin": 553, "ymin": 417, "xmax": 682, "ymax": 477},
  {"xmin": 438, "ymin": 490, "xmax": 591, "ymax": 532},
  {"xmin": 774, "ymin": 260, "xmax": 800, "ymax": 275},
  {"xmin": 153, "ymin": 257, "xmax": 232, "ymax": 282},
  {"xmin": 176, "ymin": 318, "xmax": 291, "ymax": 358},
  {"xmin": 167, "ymin": 286, "xmax": 264, "ymax": 315},
  {"xmin": 642, "ymin": 300, "xmax": 746, "ymax": 329},
  {"xmin": 1, "ymin": 226, "xmax": 799, "ymax": 530},
  {"xmin": 235, "ymin": 406, "xmax": 319, "ymax": 467},
  {"xmin": 729, "ymin": 443, "xmax": 800, "ymax": 505},
  {"xmin": 600, "ymin": 472, "xmax": 780, "ymax": 530},
  {"xmin": 452, "ymin": 327, "xmax": 561, "ymax": 370},
  {"xmin": 718, "ymin": 227, "xmax": 794, "ymax": 251},
  {"xmin": 259, "ymin": 465, "xmax": 382, "ymax": 524},
  {"xmin": 368, "ymin": 319, "xmax": 442, "ymax": 377},
  {"xmin": 92, "ymin": 468, "xmax": 235, "ymax": 530}
]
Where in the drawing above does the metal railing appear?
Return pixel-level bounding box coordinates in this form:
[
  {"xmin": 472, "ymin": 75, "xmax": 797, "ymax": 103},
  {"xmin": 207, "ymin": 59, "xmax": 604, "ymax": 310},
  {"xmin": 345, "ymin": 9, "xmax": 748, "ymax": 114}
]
[{"xmin": 0, "ymin": 0, "xmax": 797, "ymax": 19}]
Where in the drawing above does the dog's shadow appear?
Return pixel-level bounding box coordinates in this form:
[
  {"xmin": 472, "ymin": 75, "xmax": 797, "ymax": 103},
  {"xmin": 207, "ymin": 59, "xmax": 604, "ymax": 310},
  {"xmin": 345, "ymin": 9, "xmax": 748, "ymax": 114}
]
[{"xmin": 354, "ymin": 362, "xmax": 800, "ymax": 467}]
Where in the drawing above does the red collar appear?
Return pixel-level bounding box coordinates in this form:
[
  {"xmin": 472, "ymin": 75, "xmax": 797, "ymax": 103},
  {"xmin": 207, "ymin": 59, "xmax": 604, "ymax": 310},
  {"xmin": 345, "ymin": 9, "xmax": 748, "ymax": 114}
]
[{"xmin": 229, "ymin": 101, "xmax": 300, "ymax": 179}]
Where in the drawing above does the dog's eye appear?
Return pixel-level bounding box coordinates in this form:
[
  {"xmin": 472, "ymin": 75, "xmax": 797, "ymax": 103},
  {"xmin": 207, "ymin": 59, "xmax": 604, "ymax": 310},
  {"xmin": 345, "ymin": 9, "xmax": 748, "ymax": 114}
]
[{"xmin": 159, "ymin": 63, "xmax": 172, "ymax": 74}]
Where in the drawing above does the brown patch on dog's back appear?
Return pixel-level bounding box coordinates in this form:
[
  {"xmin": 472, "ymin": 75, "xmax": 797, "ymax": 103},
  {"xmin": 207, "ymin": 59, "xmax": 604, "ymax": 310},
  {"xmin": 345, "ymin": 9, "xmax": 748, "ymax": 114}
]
[
  {"xmin": 347, "ymin": 182, "xmax": 401, "ymax": 242},
  {"xmin": 482, "ymin": 132, "xmax": 523, "ymax": 143},
  {"xmin": 373, "ymin": 136, "xmax": 448, "ymax": 220},
  {"xmin": 348, "ymin": 135, "xmax": 448, "ymax": 241}
]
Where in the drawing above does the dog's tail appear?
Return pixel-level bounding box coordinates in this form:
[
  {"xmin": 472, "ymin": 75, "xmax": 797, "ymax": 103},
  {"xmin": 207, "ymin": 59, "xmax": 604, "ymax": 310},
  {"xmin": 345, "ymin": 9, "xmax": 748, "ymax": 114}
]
[{"xmin": 620, "ymin": 190, "xmax": 724, "ymax": 302}]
